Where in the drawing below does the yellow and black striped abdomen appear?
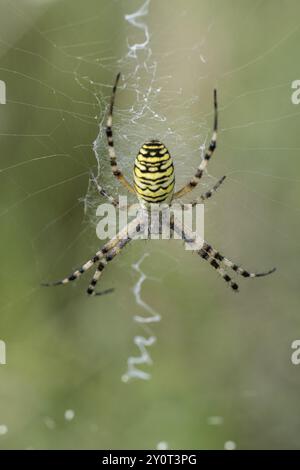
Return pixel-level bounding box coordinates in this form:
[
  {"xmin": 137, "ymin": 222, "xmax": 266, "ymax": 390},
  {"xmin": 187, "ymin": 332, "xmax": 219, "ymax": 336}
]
[{"xmin": 133, "ymin": 140, "xmax": 175, "ymax": 205}]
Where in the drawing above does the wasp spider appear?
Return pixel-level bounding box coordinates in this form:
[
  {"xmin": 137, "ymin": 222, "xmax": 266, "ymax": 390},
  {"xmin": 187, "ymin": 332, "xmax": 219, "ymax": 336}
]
[{"xmin": 43, "ymin": 73, "xmax": 276, "ymax": 296}]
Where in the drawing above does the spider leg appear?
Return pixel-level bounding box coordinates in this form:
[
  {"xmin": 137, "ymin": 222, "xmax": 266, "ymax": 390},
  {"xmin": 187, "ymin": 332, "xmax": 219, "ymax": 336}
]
[
  {"xmin": 86, "ymin": 240, "xmax": 130, "ymax": 296},
  {"xmin": 170, "ymin": 216, "xmax": 275, "ymax": 292},
  {"xmin": 198, "ymin": 245, "xmax": 239, "ymax": 291},
  {"xmin": 196, "ymin": 175, "xmax": 226, "ymax": 204},
  {"xmin": 41, "ymin": 242, "xmax": 118, "ymax": 287},
  {"xmin": 201, "ymin": 242, "xmax": 276, "ymax": 278},
  {"xmin": 106, "ymin": 73, "xmax": 135, "ymax": 195},
  {"xmin": 170, "ymin": 215, "xmax": 239, "ymax": 291},
  {"xmin": 42, "ymin": 216, "xmax": 142, "ymax": 288},
  {"xmin": 173, "ymin": 89, "xmax": 218, "ymax": 199},
  {"xmin": 176, "ymin": 175, "xmax": 226, "ymax": 208},
  {"xmin": 87, "ymin": 219, "xmax": 143, "ymax": 296},
  {"xmin": 89, "ymin": 171, "xmax": 119, "ymax": 207}
]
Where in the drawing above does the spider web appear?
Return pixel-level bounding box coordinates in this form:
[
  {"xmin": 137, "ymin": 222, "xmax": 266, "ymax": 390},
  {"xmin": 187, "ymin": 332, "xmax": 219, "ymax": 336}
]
[{"xmin": 0, "ymin": 0, "xmax": 300, "ymax": 450}]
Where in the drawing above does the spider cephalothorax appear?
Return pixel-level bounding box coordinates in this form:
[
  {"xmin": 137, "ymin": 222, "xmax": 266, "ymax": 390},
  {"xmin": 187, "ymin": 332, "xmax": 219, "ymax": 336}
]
[
  {"xmin": 43, "ymin": 73, "xmax": 276, "ymax": 296},
  {"xmin": 134, "ymin": 140, "xmax": 175, "ymax": 206}
]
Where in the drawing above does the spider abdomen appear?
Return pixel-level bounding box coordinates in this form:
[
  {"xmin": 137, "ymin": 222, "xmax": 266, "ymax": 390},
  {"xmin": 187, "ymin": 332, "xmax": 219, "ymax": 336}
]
[{"xmin": 133, "ymin": 140, "xmax": 175, "ymax": 205}]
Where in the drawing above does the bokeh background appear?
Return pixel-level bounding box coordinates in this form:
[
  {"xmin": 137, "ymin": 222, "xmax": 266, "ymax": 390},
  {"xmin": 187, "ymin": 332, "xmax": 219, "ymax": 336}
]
[{"xmin": 0, "ymin": 0, "xmax": 300, "ymax": 450}]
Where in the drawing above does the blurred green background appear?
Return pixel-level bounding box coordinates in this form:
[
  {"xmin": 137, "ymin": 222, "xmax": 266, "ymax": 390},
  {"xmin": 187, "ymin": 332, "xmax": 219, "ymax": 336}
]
[{"xmin": 0, "ymin": 0, "xmax": 300, "ymax": 450}]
